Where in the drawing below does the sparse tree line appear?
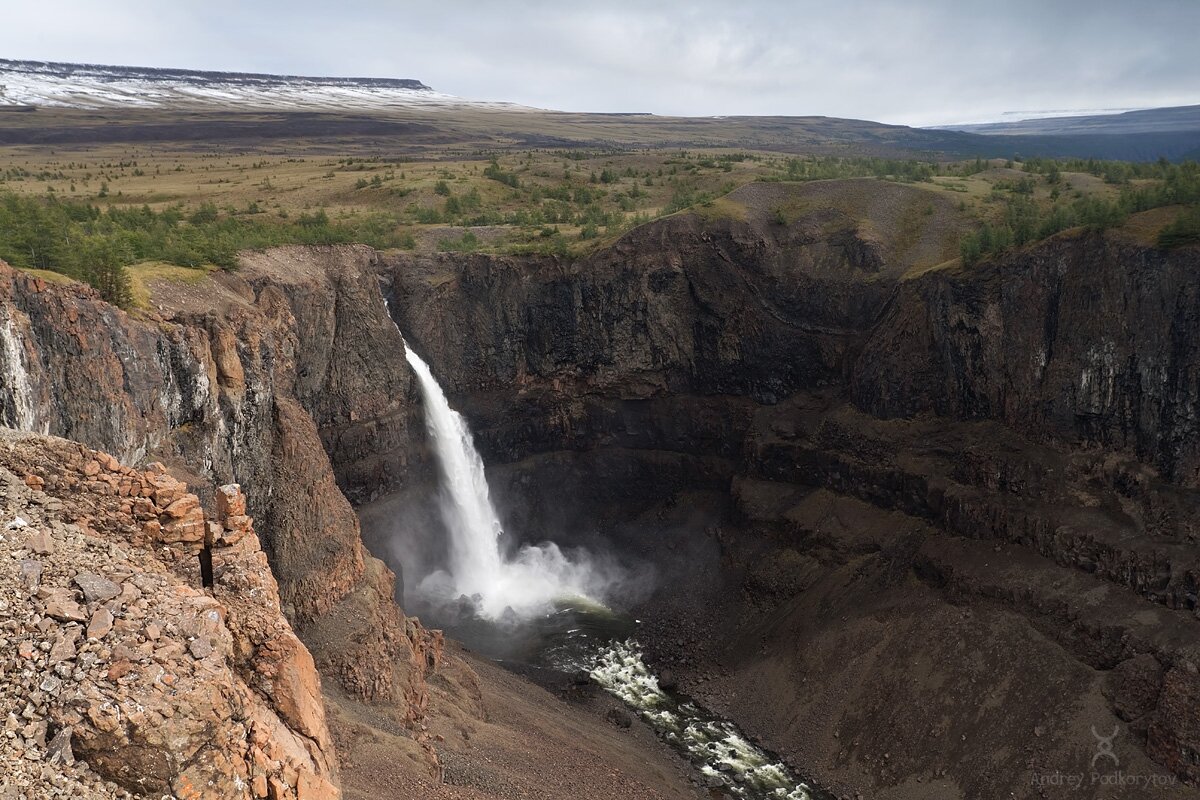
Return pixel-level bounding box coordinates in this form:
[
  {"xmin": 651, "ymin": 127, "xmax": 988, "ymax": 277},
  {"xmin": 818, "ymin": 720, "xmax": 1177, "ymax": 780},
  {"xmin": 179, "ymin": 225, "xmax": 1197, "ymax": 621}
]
[
  {"xmin": 771, "ymin": 156, "xmax": 980, "ymax": 184},
  {"xmin": 419, "ymin": 156, "xmax": 688, "ymax": 246},
  {"xmin": 0, "ymin": 193, "xmax": 414, "ymax": 306},
  {"xmin": 2, "ymin": 150, "xmax": 1196, "ymax": 306},
  {"xmin": 960, "ymin": 160, "xmax": 1200, "ymax": 265}
]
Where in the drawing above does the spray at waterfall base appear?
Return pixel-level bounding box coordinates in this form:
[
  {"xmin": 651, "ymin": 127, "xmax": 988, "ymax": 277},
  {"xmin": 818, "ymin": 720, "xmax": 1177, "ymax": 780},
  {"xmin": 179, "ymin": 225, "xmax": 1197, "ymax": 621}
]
[{"xmin": 402, "ymin": 342, "xmax": 620, "ymax": 621}]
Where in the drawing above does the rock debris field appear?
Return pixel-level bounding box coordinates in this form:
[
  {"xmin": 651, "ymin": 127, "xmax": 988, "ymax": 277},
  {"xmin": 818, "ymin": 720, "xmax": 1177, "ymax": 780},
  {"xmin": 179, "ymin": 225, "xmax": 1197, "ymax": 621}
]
[{"xmin": 0, "ymin": 428, "xmax": 338, "ymax": 799}]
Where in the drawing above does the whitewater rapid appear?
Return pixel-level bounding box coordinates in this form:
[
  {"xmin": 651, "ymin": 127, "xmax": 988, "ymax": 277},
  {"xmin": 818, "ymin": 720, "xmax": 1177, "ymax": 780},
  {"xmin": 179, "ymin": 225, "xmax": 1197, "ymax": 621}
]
[{"xmin": 589, "ymin": 641, "xmax": 821, "ymax": 800}]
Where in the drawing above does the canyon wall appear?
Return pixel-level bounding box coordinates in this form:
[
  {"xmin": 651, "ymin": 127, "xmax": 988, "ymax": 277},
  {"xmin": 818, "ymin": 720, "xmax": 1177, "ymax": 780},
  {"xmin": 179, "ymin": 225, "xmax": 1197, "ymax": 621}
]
[
  {"xmin": 0, "ymin": 176, "xmax": 1198, "ymax": 798},
  {"xmin": 0, "ymin": 247, "xmax": 449, "ymax": 766},
  {"xmin": 380, "ymin": 188, "xmax": 1200, "ymax": 797},
  {"xmin": 381, "ymin": 180, "xmax": 965, "ymax": 556},
  {"xmin": 854, "ymin": 232, "xmax": 1200, "ymax": 486}
]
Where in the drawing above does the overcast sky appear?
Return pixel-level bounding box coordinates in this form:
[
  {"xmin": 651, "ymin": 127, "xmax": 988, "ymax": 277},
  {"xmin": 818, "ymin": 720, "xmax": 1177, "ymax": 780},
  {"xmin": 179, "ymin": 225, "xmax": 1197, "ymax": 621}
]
[{"xmin": 1, "ymin": 0, "xmax": 1196, "ymax": 126}]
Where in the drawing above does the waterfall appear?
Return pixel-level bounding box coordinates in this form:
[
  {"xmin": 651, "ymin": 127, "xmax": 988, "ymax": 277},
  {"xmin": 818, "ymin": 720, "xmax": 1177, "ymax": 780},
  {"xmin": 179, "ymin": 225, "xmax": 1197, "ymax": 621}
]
[
  {"xmin": 402, "ymin": 347, "xmax": 505, "ymax": 600},
  {"xmin": 0, "ymin": 315, "xmax": 43, "ymax": 433},
  {"xmin": 400, "ymin": 335, "xmax": 608, "ymax": 619}
]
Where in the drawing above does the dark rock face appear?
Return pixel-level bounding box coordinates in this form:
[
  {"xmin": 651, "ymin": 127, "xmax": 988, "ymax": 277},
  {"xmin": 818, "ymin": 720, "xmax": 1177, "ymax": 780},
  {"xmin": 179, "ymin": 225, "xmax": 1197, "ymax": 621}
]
[
  {"xmin": 714, "ymin": 399, "xmax": 1200, "ymax": 794},
  {"xmin": 853, "ymin": 232, "xmax": 1200, "ymax": 485},
  {"xmin": 388, "ymin": 178, "xmax": 966, "ymax": 411},
  {"xmin": 374, "ymin": 194, "xmax": 1200, "ymax": 796},
  {"xmin": 380, "ymin": 180, "xmax": 966, "ymax": 560}
]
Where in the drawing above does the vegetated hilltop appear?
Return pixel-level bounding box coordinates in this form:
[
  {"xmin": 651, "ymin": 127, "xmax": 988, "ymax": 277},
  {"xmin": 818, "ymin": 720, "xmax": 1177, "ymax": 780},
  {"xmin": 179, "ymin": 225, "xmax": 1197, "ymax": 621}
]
[{"xmin": 0, "ymin": 140, "xmax": 1196, "ymax": 308}]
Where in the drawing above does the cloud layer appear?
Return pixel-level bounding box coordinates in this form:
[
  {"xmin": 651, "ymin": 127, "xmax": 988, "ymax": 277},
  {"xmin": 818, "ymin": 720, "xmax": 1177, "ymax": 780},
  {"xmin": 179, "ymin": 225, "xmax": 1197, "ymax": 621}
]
[{"xmin": 2, "ymin": 0, "xmax": 1196, "ymax": 126}]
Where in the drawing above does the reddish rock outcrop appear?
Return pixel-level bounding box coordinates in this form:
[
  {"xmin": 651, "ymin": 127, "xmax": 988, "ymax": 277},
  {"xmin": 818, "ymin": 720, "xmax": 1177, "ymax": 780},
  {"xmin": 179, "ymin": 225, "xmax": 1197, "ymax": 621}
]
[
  {"xmin": 0, "ymin": 252, "xmax": 454, "ymax": 729},
  {"xmin": 0, "ymin": 429, "xmax": 338, "ymax": 798}
]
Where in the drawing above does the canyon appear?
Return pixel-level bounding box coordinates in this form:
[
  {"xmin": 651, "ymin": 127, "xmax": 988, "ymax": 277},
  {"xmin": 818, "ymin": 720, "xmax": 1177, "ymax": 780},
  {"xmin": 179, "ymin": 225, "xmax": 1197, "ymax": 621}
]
[{"xmin": 0, "ymin": 176, "xmax": 1198, "ymax": 799}]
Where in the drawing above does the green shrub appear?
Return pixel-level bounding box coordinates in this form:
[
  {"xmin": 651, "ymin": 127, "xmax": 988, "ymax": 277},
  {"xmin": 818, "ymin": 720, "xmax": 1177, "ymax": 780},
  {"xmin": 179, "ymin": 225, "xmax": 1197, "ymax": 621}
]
[
  {"xmin": 1158, "ymin": 206, "xmax": 1200, "ymax": 248},
  {"xmin": 0, "ymin": 192, "xmax": 415, "ymax": 306},
  {"xmin": 483, "ymin": 159, "xmax": 520, "ymax": 188},
  {"xmin": 437, "ymin": 231, "xmax": 479, "ymax": 252}
]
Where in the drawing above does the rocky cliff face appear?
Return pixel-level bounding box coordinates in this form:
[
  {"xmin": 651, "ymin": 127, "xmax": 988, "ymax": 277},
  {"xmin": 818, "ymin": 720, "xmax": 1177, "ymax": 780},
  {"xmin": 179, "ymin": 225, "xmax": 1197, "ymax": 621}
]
[
  {"xmin": 0, "ymin": 247, "xmax": 456, "ymax": 794},
  {"xmin": 853, "ymin": 230, "xmax": 1200, "ymax": 486},
  {"xmin": 387, "ymin": 180, "xmax": 966, "ymax": 408},
  {"xmin": 375, "ymin": 194, "xmax": 1200, "ymax": 796},
  {"xmin": 379, "ymin": 180, "xmax": 965, "ymax": 557},
  {"xmin": 694, "ymin": 397, "xmax": 1200, "ymax": 798},
  {"xmin": 0, "ymin": 429, "xmax": 336, "ymax": 799}
]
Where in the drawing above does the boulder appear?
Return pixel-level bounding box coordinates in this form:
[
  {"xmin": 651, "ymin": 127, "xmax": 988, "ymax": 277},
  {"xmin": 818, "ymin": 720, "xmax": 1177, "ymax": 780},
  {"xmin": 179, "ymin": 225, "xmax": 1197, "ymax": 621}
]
[
  {"xmin": 216, "ymin": 484, "xmax": 247, "ymax": 518},
  {"xmin": 73, "ymin": 573, "xmax": 121, "ymax": 605},
  {"xmin": 18, "ymin": 560, "xmax": 41, "ymax": 592},
  {"xmin": 26, "ymin": 530, "xmax": 54, "ymax": 555},
  {"xmin": 605, "ymin": 708, "xmax": 633, "ymax": 729},
  {"xmin": 43, "ymin": 589, "xmax": 87, "ymax": 623},
  {"xmin": 87, "ymin": 608, "xmax": 114, "ymax": 640},
  {"xmin": 45, "ymin": 727, "xmax": 73, "ymax": 766}
]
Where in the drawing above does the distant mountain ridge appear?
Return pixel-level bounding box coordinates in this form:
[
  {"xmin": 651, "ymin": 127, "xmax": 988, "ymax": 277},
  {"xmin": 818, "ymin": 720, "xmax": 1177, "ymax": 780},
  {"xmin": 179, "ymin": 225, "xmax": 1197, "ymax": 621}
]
[
  {"xmin": 0, "ymin": 58, "xmax": 1196, "ymax": 161},
  {"xmin": 0, "ymin": 57, "xmax": 532, "ymax": 111},
  {"xmin": 0, "ymin": 58, "xmax": 433, "ymax": 91},
  {"xmin": 935, "ymin": 104, "xmax": 1200, "ymax": 137}
]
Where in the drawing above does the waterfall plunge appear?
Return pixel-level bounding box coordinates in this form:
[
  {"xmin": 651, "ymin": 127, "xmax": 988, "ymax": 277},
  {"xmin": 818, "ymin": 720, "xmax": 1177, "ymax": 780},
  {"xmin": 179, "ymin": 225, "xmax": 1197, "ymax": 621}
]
[{"xmin": 403, "ymin": 344, "xmax": 607, "ymax": 620}]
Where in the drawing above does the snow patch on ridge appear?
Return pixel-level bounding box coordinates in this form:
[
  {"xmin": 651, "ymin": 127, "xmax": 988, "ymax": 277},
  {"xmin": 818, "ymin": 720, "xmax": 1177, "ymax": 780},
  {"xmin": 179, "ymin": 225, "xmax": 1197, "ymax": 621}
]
[{"xmin": 0, "ymin": 58, "xmax": 535, "ymax": 112}]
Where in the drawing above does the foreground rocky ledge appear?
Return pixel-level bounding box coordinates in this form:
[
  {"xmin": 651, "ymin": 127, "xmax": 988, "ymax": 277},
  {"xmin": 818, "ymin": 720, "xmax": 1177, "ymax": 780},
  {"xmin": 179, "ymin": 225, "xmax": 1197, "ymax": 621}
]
[{"xmin": 0, "ymin": 428, "xmax": 337, "ymax": 799}]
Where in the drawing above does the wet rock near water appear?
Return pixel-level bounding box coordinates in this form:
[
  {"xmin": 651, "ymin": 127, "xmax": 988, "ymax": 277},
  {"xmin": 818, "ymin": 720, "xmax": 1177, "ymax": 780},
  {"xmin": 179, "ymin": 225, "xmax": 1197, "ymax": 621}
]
[{"xmin": 605, "ymin": 708, "xmax": 633, "ymax": 729}]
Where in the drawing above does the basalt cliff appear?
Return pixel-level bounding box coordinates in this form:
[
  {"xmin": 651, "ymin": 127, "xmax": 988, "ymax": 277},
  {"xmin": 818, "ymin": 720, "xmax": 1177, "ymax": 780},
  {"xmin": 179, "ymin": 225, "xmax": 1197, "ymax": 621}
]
[{"xmin": 1, "ymin": 178, "xmax": 1199, "ymax": 799}]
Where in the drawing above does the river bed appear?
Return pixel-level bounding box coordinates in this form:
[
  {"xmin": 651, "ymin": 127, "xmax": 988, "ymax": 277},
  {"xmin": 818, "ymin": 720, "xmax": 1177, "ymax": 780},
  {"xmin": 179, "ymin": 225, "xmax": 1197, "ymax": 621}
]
[{"xmin": 443, "ymin": 602, "xmax": 831, "ymax": 800}]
